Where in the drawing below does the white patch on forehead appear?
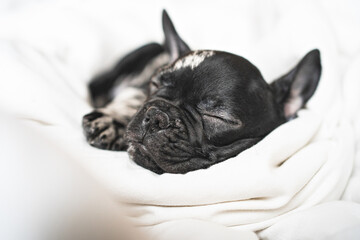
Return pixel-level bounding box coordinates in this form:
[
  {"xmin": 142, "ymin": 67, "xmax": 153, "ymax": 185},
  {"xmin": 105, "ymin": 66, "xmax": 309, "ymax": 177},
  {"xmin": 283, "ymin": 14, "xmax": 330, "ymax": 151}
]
[{"xmin": 169, "ymin": 50, "xmax": 215, "ymax": 72}]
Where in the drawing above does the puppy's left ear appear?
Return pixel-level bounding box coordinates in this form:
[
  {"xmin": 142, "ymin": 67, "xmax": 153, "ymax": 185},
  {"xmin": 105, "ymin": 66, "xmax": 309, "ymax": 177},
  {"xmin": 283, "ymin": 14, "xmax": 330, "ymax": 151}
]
[
  {"xmin": 271, "ymin": 49, "xmax": 322, "ymax": 119},
  {"xmin": 162, "ymin": 10, "xmax": 191, "ymax": 62}
]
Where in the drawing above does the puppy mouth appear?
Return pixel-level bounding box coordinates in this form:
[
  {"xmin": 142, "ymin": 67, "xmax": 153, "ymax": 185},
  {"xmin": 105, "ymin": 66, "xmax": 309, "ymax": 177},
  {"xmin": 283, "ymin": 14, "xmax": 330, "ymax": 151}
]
[
  {"xmin": 127, "ymin": 128, "xmax": 193, "ymax": 174},
  {"xmin": 127, "ymin": 141, "xmax": 164, "ymax": 174}
]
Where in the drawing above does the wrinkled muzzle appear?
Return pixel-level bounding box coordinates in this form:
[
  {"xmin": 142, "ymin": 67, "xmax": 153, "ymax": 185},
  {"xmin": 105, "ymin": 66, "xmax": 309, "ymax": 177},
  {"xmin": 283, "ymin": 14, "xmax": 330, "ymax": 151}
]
[{"xmin": 125, "ymin": 99, "xmax": 212, "ymax": 174}]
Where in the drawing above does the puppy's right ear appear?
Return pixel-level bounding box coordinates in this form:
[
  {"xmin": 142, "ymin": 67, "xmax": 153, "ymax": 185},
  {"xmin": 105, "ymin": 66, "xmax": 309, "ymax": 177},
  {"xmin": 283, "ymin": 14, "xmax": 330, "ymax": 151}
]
[
  {"xmin": 162, "ymin": 10, "xmax": 191, "ymax": 62},
  {"xmin": 271, "ymin": 49, "xmax": 322, "ymax": 120}
]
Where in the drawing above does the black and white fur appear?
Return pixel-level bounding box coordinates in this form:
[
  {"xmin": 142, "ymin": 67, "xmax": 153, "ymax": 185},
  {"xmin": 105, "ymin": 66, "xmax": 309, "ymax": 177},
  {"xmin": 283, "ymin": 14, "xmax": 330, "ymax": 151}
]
[
  {"xmin": 83, "ymin": 43, "xmax": 169, "ymax": 150},
  {"xmin": 83, "ymin": 10, "xmax": 321, "ymax": 174}
]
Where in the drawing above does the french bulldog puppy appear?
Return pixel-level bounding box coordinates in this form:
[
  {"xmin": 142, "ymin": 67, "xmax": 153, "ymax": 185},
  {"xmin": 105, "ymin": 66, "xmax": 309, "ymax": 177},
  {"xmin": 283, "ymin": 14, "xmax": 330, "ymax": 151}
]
[{"xmin": 83, "ymin": 10, "xmax": 321, "ymax": 174}]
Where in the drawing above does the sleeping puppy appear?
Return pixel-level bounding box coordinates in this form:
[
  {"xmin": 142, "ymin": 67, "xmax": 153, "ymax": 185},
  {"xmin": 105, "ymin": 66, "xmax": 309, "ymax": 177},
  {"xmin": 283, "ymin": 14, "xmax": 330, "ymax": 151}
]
[{"xmin": 83, "ymin": 10, "xmax": 321, "ymax": 174}]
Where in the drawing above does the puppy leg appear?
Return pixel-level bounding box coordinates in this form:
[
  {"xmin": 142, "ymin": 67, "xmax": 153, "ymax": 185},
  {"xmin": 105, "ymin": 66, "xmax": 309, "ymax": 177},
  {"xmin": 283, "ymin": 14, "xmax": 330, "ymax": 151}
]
[
  {"xmin": 88, "ymin": 43, "xmax": 165, "ymax": 108},
  {"xmin": 83, "ymin": 87, "xmax": 146, "ymax": 150},
  {"xmin": 82, "ymin": 43, "xmax": 169, "ymax": 151}
]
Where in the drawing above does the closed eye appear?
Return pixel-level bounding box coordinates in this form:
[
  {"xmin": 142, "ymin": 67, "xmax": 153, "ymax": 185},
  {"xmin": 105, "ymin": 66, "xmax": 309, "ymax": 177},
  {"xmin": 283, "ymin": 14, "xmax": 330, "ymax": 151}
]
[{"xmin": 203, "ymin": 113, "xmax": 242, "ymax": 126}]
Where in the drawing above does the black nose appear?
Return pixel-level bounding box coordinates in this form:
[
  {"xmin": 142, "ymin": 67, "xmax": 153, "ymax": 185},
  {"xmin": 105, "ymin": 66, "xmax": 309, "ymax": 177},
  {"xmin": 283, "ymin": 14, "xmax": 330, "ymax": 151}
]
[{"xmin": 144, "ymin": 106, "xmax": 170, "ymax": 129}]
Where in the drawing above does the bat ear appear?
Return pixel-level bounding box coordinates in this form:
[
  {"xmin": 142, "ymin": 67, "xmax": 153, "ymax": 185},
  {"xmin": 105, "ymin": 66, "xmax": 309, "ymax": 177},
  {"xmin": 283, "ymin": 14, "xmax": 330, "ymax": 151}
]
[
  {"xmin": 271, "ymin": 49, "xmax": 322, "ymax": 119},
  {"xmin": 162, "ymin": 9, "xmax": 191, "ymax": 62}
]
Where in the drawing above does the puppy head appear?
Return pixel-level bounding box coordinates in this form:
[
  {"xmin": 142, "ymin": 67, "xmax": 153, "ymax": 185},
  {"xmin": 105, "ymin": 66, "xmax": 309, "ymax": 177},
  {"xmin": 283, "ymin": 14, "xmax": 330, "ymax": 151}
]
[{"xmin": 126, "ymin": 10, "xmax": 321, "ymax": 174}]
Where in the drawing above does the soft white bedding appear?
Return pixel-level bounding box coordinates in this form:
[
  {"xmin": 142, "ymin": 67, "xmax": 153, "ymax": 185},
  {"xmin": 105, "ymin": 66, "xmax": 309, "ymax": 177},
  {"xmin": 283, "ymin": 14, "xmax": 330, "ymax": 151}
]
[{"xmin": 1, "ymin": 0, "xmax": 360, "ymax": 239}]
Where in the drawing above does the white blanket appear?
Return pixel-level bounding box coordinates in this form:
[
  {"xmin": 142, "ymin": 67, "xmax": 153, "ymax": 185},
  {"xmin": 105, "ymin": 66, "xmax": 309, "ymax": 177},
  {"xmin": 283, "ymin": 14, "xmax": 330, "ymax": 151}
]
[{"xmin": 1, "ymin": 0, "xmax": 360, "ymax": 239}]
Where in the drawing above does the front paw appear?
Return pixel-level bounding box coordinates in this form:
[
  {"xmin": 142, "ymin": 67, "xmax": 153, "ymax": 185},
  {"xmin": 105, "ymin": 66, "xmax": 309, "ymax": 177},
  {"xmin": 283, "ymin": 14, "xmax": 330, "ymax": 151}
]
[{"xmin": 82, "ymin": 111, "xmax": 127, "ymax": 151}]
